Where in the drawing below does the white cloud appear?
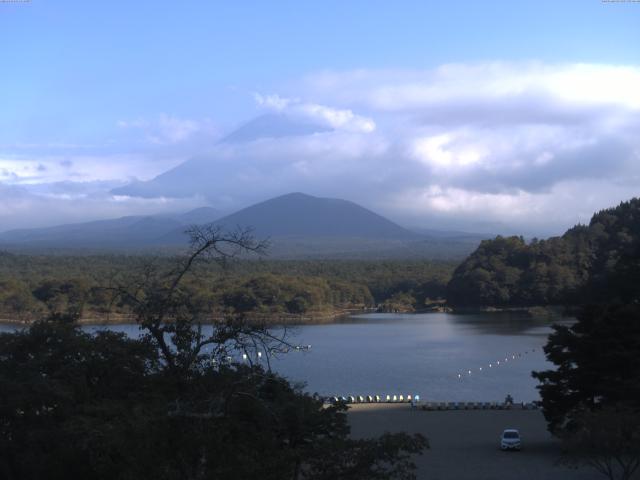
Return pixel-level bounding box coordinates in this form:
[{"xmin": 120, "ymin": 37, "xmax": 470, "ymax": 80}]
[
  {"xmin": 386, "ymin": 178, "xmax": 640, "ymax": 236},
  {"xmin": 300, "ymin": 102, "xmax": 376, "ymax": 133},
  {"xmin": 254, "ymin": 93, "xmax": 293, "ymax": 111},
  {"xmin": 391, "ymin": 185, "xmax": 537, "ymax": 218},
  {"xmin": 0, "ymin": 153, "xmax": 185, "ymax": 184},
  {"xmin": 0, "ymin": 181, "xmax": 205, "ymax": 231},
  {"xmin": 305, "ymin": 63, "xmax": 640, "ymax": 112},
  {"xmin": 254, "ymin": 93, "xmax": 376, "ymax": 133},
  {"xmin": 411, "ymin": 133, "xmax": 487, "ymax": 169}
]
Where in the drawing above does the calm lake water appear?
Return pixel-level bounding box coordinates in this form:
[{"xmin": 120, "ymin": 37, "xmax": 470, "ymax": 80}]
[{"xmin": 0, "ymin": 312, "xmax": 560, "ymax": 403}]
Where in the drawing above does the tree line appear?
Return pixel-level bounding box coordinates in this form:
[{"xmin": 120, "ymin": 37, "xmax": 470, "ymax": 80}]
[
  {"xmin": 0, "ymin": 253, "xmax": 454, "ymax": 321},
  {"xmin": 517, "ymin": 199, "xmax": 640, "ymax": 480}
]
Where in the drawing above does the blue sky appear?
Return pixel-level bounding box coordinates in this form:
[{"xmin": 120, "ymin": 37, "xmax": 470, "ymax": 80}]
[
  {"xmin": 3, "ymin": 0, "xmax": 638, "ymax": 142},
  {"xmin": 1, "ymin": 1, "xmax": 640, "ymax": 233}
]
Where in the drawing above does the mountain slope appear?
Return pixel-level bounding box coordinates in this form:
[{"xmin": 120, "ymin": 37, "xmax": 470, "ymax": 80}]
[
  {"xmin": 211, "ymin": 192, "xmax": 417, "ymax": 239},
  {"xmin": 0, "ymin": 207, "xmax": 220, "ymax": 249},
  {"xmin": 158, "ymin": 193, "xmax": 484, "ymax": 259},
  {"xmin": 174, "ymin": 207, "xmax": 220, "ymax": 225}
]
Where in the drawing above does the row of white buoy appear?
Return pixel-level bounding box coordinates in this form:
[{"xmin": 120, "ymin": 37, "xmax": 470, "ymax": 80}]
[
  {"xmin": 328, "ymin": 394, "xmax": 420, "ymax": 404},
  {"xmin": 211, "ymin": 352, "xmax": 262, "ymax": 364},
  {"xmin": 217, "ymin": 345, "xmax": 310, "ymax": 364},
  {"xmin": 456, "ymin": 348, "xmax": 539, "ymax": 379},
  {"xmin": 241, "ymin": 352, "xmax": 262, "ymax": 361}
]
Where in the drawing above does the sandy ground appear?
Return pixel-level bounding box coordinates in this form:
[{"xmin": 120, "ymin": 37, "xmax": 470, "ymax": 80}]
[{"xmin": 348, "ymin": 404, "xmax": 602, "ymax": 480}]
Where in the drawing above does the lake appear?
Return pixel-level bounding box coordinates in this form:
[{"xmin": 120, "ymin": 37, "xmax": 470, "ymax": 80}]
[{"xmin": 0, "ymin": 312, "xmax": 560, "ymax": 403}]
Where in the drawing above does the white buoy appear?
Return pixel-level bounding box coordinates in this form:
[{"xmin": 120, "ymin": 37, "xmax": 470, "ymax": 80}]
[
  {"xmin": 468, "ymin": 370, "xmax": 472, "ymax": 375},
  {"xmin": 479, "ymin": 367, "xmax": 482, "ymax": 371},
  {"xmin": 258, "ymin": 351, "xmax": 262, "ymax": 358},
  {"xmin": 242, "ymin": 353, "xmax": 247, "ymax": 361},
  {"xmin": 489, "ymin": 363, "xmax": 492, "ymax": 367}
]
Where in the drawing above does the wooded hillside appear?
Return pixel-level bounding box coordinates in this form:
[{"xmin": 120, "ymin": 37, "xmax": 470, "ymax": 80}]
[{"xmin": 447, "ymin": 198, "xmax": 640, "ymax": 307}]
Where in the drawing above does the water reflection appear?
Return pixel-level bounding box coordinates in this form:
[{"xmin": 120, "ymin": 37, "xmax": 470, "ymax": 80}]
[
  {"xmin": 449, "ymin": 312, "xmax": 559, "ymax": 336},
  {"xmin": 345, "ymin": 311, "xmax": 564, "ymax": 336}
]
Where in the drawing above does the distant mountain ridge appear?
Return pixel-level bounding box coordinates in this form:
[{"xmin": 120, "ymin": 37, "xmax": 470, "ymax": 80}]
[
  {"xmin": 0, "ymin": 207, "xmax": 221, "ymax": 249},
  {"xmin": 0, "ymin": 193, "xmax": 486, "ymax": 259}
]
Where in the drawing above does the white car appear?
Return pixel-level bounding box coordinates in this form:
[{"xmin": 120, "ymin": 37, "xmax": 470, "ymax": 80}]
[{"xmin": 500, "ymin": 429, "xmax": 521, "ymax": 451}]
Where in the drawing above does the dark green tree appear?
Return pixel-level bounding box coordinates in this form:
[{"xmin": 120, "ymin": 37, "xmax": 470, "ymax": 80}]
[
  {"xmin": 532, "ymin": 304, "xmax": 640, "ymax": 433},
  {"xmin": 533, "ymin": 304, "xmax": 640, "ymax": 480}
]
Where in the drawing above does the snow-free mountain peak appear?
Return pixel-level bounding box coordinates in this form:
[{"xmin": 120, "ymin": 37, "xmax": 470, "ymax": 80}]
[{"xmin": 210, "ymin": 192, "xmax": 418, "ymax": 239}]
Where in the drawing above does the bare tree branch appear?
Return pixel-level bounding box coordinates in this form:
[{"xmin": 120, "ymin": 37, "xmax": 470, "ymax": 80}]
[{"xmin": 101, "ymin": 224, "xmax": 284, "ymax": 373}]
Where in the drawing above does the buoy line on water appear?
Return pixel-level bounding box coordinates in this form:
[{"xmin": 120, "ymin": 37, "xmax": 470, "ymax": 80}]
[
  {"xmin": 456, "ymin": 347, "xmax": 543, "ymax": 380},
  {"xmin": 210, "ymin": 344, "xmax": 312, "ymax": 365}
]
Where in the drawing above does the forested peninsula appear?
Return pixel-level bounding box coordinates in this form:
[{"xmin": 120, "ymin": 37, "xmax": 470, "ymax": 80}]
[{"xmin": 446, "ymin": 198, "xmax": 640, "ymax": 308}]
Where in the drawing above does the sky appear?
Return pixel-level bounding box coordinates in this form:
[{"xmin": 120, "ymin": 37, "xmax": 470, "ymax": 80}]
[{"xmin": 1, "ymin": 0, "xmax": 639, "ymax": 235}]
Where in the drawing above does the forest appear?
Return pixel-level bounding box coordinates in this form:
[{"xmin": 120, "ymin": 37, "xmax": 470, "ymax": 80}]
[
  {"xmin": 4, "ymin": 197, "xmax": 639, "ymax": 321},
  {"xmin": 446, "ymin": 198, "xmax": 640, "ymax": 307},
  {"xmin": 0, "ymin": 253, "xmax": 454, "ymax": 322}
]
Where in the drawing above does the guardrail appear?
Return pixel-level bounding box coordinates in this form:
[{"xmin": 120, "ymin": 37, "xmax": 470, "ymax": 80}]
[{"xmin": 415, "ymin": 401, "xmax": 539, "ymax": 410}]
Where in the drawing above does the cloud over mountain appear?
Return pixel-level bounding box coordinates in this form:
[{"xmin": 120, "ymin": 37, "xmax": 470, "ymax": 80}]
[
  {"xmin": 255, "ymin": 94, "xmax": 376, "ymax": 133},
  {"xmin": 1, "ymin": 62, "xmax": 639, "ymax": 234}
]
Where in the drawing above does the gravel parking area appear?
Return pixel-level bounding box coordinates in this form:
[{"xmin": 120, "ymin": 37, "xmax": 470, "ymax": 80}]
[{"xmin": 348, "ymin": 404, "xmax": 602, "ymax": 480}]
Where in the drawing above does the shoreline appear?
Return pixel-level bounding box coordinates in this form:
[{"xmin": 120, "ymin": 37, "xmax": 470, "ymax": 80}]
[
  {"xmin": 0, "ymin": 307, "xmax": 375, "ymax": 327},
  {"xmin": 0, "ymin": 305, "xmax": 570, "ymax": 327},
  {"xmin": 448, "ymin": 304, "xmax": 573, "ymax": 316}
]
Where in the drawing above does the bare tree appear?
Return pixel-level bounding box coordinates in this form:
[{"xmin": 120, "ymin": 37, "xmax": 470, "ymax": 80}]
[{"xmin": 108, "ymin": 225, "xmax": 294, "ymax": 372}]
